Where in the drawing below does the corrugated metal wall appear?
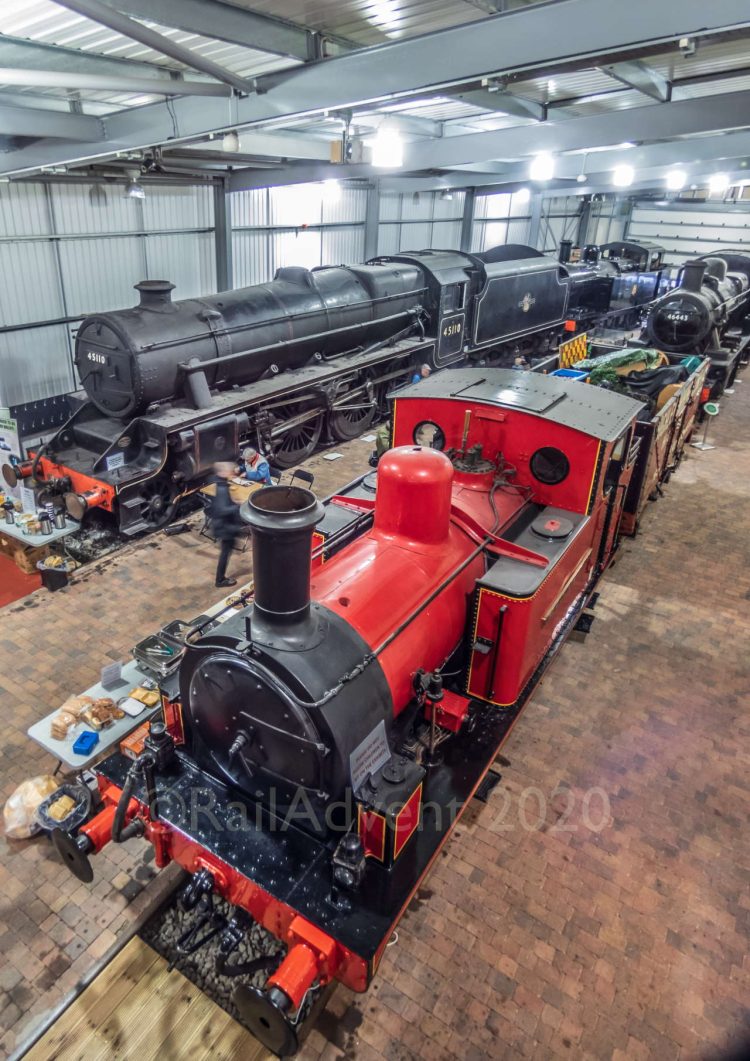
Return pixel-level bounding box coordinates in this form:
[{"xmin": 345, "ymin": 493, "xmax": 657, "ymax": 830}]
[
  {"xmin": 231, "ymin": 183, "xmax": 367, "ymax": 287},
  {"xmin": 627, "ymin": 201, "xmax": 750, "ymax": 263},
  {"xmin": 471, "ymin": 191, "xmax": 532, "ymax": 251},
  {"xmin": 377, "ymin": 190, "xmax": 464, "ymax": 254},
  {"xmin": 0, "ymin": 182, "xmax": 216, "ymax": 407}
]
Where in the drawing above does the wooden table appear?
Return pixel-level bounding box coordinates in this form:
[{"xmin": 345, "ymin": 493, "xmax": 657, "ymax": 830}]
[{"xmin": 200, "ymin": 477, "xmax": 263, "ymax": 504}]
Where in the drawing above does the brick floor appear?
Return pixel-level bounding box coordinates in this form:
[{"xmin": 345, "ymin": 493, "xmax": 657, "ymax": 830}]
[
  {"xmin": 0, "ymin": 438, "xmax": 374, "ymax": 1057},
  {"xmin": 2, "ymin": 384, "xmax": 749, "ymax": 1060}
]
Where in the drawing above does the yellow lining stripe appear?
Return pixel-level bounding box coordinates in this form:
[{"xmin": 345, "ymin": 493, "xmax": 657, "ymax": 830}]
[{"xmin": 585, "ymin": 440, "xmax": 603, "ymax": 514}]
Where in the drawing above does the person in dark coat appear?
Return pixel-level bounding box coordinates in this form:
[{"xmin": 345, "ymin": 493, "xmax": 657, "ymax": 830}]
[{"xmin": 211, "ymin": 462, "xmax": 246, "ymax": 588}]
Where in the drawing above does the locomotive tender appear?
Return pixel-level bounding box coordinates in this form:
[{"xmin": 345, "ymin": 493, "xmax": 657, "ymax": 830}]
[
  {"xmin": 18, "ymin": 244, "xmax": 611, "ymax": 535},
  {"xmin": 52, "ymin": 368, "xmax": 646, "ymax": 1055}
]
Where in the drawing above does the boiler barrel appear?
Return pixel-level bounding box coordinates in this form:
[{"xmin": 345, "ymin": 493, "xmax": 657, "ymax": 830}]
[{"xmin": 75, "ymin": 262, "xmax": 424, "ymax": 418}]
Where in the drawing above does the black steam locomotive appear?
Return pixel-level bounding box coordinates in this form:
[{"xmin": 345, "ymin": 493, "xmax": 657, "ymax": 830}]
[
  {"xmin": 18, "ymin": 244, "xmax": 612, "ymax": 534},
  {"xmin": 558, "ymin": 238, "xmax": 670, "ymax": 322},
  {"xmin": 646, "ymin": 253, "xmax": 750, "ymax": 393}
]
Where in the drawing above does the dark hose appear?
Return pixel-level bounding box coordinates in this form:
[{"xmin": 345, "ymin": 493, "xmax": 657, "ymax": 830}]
[{"xmin": 111, "ymin": 765, "xmax": 144, "ymax": 843}]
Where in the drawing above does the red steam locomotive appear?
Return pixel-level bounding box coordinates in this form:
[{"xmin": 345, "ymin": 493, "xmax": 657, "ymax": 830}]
[{"xmin": 52, "ymin": 368, "xmax": 644, "ymax": 1055}]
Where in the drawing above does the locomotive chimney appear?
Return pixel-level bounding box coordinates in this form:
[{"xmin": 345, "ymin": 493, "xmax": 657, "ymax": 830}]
[
  {"xmin": 245, "ymin": 486, "xmax": 324, "ymax": 626},
  {"xmin": 680, "ymin": 260, "xmax": 706, "ymax": 293},
  {"xmin": 135, "ymin": 280, "xmax": 176, "ymax": 309},
  {"xmin": 558, "ymin": 240, "xmax": 572, "ymax": 264}
]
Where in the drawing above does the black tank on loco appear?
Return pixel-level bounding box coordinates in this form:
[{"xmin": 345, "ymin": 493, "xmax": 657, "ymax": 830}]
[{"xmin": 77, "ymin": 264, "xmax": 424, "ymax": 417}]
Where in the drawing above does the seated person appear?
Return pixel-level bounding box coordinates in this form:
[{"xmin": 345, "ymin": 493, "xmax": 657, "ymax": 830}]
[
  {"xmin": 411, "ymin": 364, "xmax": 432, "ymax": 384},
  {"xmin": 241, "ymin": 446, "xmax": 272, "ymax": 485},
  {"xmin": 369, "ymin": 419, "xmax": 392, "ymax": 467}
]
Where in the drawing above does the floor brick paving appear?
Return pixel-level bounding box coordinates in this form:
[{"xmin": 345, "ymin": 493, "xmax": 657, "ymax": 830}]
[
  {"xmin": 1, "ymin": 390, "xmax": 748, "ymax": 1060},
  {"xmin": 0, "ymin": 441, "xmax": 371, "ymax": 1057}
]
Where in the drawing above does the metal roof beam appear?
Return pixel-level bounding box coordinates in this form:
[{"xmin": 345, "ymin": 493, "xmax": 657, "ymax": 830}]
[
  {"xmin": 398, "ymin": 89, "xmax": 750, "ymax": 170},
  {"xmin": 602, "ymin": 60, "xmax": 671, "ymax": 102},
  {"xmin": 451, "ymin": 87, "xmax": 545, "ymax": 122},
  {"xmin": 370, "ymin": 129, "xmax": 750, "ymax": 193},
  {"xmin": 102, "ymin": 0, "xmax": 343, "ymax": 62},
  {"xmin": 0, "ymin": 102, "xmax": 103, "ymax": 141},
  {"xmin": 0, "ymin": 33, "xmax": 180, "ymax": 79},
  {"xmin": 227, "ymin": 161, "xmax": 375, "ymax": 190},
  {"xmin": 53, "ymin": 0, "xmax": 257, "ymax": 94},
  {"xmin": 4, "ymin": 0, "xmax": 750, "ymax": 175},
  {"xmin": 0, "ymin": 67, "xmax": 231, "ymax": 97}
]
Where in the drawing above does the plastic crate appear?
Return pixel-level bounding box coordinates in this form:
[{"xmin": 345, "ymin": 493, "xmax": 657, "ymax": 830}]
[{"xmin": 551, "ymin": 368, "xmax": 587, "ymax": 380}]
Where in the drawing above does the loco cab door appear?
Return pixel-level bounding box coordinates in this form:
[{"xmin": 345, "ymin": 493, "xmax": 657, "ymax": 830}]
[{"xmin": 597, "ymin": 429, "xmax": 638, "ymax": 570}]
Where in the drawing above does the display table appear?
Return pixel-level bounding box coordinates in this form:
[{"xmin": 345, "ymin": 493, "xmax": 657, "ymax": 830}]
[
  {"xmin": 26, "ymin": 577, "xmax": 253, "ymax": 773},
  {"xmin": 200, "ymin": 477, "xmax": 263, "ymax": 504},
  {"xmin": 27, "ymin": 659, "xmax": 160, "ymax": 772},
  {"xmin": 0, "ymin": 513, "xmax": 79, "ymax": 574}
]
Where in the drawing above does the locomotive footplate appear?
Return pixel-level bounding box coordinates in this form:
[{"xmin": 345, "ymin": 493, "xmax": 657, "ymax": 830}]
[{"xmin": 93, "ymin": 698, "xmax": 513, "ymax": 973}]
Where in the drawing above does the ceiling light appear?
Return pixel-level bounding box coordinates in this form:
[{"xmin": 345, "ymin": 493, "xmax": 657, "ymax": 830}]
[
  {"xmin": 223, "ymin": 130, "xmax": 240, "ymax": 153},
  {"xmin": 370, "ymin": 124, "xmax": 404, "ymax": 168},
  {"xmin": 576, "ymin": 173, "xmax": 587, "ymax": 183},
  {"xmin": 439, "ymin": 188, "xmax": 454, "ymax": 201},
  {"xmin": 124, "ymin": 177, "xmax": 145, "ymax": 200},
  {"xmin": 514, "ymin": 186, "xmax": 530, "ymax": 204},
  {"xmin": 322, "ymin": 179, "xmax": 341, "ymax": 203},
  {"xmin": 665, "ymin": 169, "xmax": 687, "ymax": 191},
  {"xmin": 529, "ymin": 153, "xmax": 555, "ymax": 181},
  {"xmin": 612, "ymin": 164, "xmax": 634, "ymax": 188},
  {"xmin": 708, "ymin": 172, "xmax": 729, "ymax": 195}
]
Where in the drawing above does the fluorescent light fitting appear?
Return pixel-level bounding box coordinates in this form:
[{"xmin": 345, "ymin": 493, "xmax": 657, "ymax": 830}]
[
  {"xmin": 223, "ymin": 130, "xmax": 240, "ymax": 153},
  {"xmin": 125, "ymin": 178, "xmax": 145, "ymax": 200},
  {"xmin": 370, "ymin": 125, "xmax": 404, "ymax": 168},
  {"xmin": 708, "ymin": 172, "xmax": 729, "ymax": 194},
  {"xmin": 322, "ymin": 179, "xmax": 341, "ymax": 203},
  {"xmin": 529, "ymin": 153, "xmax": 555, "ymax": 181},
  {"xmin": 665, "ymin": 169, "xmax": 687, "ymax": 191},
  {"xmin": 612, "ymin": 164, "xmax": 634, "ymax": 188}
]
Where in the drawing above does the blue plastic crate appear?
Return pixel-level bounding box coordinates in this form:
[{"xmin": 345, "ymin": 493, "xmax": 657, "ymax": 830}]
[{"xmin": 551, "ymin": 368, "xmax": 587, "ymax": 380}]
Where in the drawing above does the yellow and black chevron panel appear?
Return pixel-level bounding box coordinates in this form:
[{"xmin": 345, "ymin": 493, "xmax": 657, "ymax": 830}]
[{"xmin": 559, "ymin": 332, "xmax": 588, "ymax": 368}]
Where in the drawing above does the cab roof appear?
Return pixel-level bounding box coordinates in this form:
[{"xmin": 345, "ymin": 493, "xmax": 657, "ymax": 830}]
[{"xmin": 394, "ymin": 368, "xmax": 645, "ymax": 442}]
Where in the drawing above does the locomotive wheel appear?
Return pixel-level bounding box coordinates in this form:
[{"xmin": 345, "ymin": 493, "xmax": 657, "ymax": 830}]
[
  {"xmin": 329, "ymin": 371, "xmax": 378, "ymax": 442},
  {"xmin": 271, "ymin": 401, "xmax": 324, "ymax": 469},
  {"xmin": 137, "ymin": 476, "xmax": 178, "ymax": 529}
]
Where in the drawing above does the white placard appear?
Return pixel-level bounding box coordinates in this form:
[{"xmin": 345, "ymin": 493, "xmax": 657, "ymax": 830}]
[
  {"xmin": 101, "ymin": 660, "xmax": 124, "ymax": 689},
  {"xmin": 350, "ymin": 720, "xmax": 391, "ymax": 793}
]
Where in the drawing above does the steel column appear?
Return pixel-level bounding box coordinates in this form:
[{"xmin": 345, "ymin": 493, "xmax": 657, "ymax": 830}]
[
  {"xmin": 528, "ymin": 194, "xmax": 543, "ymax": 251},
  {"xmin": 213, "ymin": 180, "xmax": 233, "ymax": 292},
  {"xmin": 459, "ymin": 188, "xmax": 476, "ymax": 253},
  {"xmin": 364, "ymin": 180, "xmax": 380, "ymax": 260}
]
